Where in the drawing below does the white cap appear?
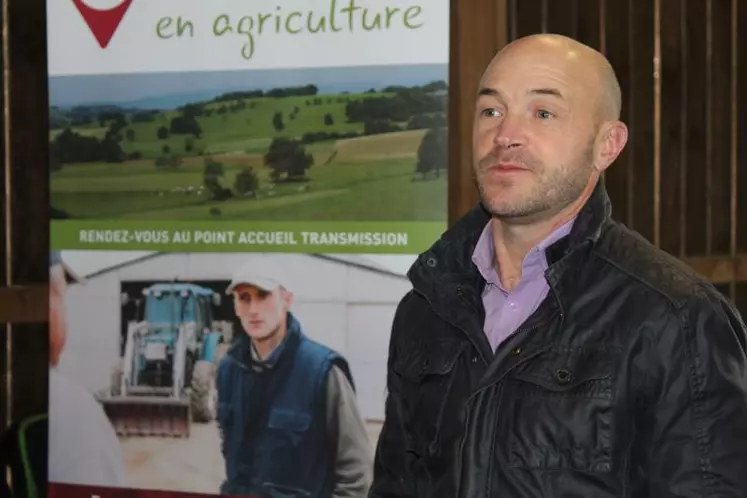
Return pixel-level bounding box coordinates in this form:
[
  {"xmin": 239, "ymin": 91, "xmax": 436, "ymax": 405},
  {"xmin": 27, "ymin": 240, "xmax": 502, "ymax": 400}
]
[{"xmin": 226, "ymin": 262, "xmax": 286, "ymax": 295}]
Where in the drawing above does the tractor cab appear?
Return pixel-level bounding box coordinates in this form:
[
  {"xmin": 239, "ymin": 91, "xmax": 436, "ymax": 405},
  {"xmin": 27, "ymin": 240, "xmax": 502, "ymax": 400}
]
[{"xmin": 142, "ymin": 283, "xmax": 219, "ymax": 329}]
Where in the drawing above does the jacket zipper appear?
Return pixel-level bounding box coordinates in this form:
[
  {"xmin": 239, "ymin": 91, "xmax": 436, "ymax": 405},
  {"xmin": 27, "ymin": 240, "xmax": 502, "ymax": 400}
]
[
  {"xmin": 411, "ymin": 285, "xmax": 555, "ymax": 495},
  {"xmin": 454, "ymin": 324, "xmax": 552, "ymax": 497}
]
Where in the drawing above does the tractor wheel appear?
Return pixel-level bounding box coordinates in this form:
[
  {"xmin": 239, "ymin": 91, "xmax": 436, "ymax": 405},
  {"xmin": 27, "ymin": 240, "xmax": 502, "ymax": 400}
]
[
  {"xmin": 110, "ymin": 358, "xmax": 124, "ymax": 396},
  {"xmin": 190, "ymin": 360, "xmax": 217, "ymax": 422}
]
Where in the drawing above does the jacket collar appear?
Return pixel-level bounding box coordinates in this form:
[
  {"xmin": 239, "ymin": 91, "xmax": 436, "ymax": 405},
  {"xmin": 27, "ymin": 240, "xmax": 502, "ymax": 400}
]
[{"xmin": 408, "ymin": 179, "xmax": 613, "ymax": 295}]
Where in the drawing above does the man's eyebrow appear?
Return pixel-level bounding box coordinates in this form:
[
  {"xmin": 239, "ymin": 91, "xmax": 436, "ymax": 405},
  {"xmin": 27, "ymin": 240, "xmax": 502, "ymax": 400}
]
[
  {"xmin": 477, "ymin": 87, "xmax": 564, "ymax": 100},
  {"xmin": 529, "ymin": 88, "xmax": 564, "ymax": 99},
  {"xmin": 477, "ymin": 87, "xmax": 501, "ymax": 98}
]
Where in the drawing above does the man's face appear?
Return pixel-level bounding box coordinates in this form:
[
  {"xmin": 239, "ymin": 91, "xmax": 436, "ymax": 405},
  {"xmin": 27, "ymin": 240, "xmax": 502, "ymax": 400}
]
[
  {"xmin": 232, "ymin": 284, "xmax": 292, "ymax": 341},
  {"xmin": 472, "ymin": 46, "xmax": 601, "ymax": 221}
]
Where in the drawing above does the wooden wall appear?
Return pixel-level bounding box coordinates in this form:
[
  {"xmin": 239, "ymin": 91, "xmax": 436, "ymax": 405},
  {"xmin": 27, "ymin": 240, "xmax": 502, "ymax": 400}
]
[
  {"xmin": 1, "ymin": 0, "xmax": 51, "ymax": 428},
  {"xmin": 449, "ymin": 0, "xmax": 747, "ymax": 318}
]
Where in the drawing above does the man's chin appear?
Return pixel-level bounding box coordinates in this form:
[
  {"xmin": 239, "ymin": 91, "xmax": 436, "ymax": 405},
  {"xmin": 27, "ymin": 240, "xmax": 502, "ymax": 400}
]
[
  {"xmin": 481, "ymin": 193, "xmax": 527, "ymax": 216},
  {"xmin": 244, "ymin": 328, "xmax": 269, "ymax": 340},
  {"xmin": 482, "ymin": 196, "xmax": 546, "ymax": 220}
]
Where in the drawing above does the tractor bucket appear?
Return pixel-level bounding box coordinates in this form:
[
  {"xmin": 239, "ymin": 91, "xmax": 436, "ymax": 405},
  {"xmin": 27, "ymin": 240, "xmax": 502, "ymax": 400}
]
[{"xmin": 98, "ymin": 396, "xmax": 191, "ymax": 438}]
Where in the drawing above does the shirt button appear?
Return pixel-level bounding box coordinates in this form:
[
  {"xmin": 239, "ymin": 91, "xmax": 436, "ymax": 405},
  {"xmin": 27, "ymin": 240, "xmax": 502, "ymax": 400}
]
[{"xmin": 508, "ymin": 301, "xmax": 518, "ymax": 311}]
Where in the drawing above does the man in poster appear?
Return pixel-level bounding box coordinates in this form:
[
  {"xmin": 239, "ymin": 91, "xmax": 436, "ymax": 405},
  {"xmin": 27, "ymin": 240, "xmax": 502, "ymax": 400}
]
[
  {"xmin": 217, "ymin": 262, "xmax": 373, "ymax": 497},
  {"xmin": 48, "ymin": 250, "xmax": 127, "ymax": 488}
]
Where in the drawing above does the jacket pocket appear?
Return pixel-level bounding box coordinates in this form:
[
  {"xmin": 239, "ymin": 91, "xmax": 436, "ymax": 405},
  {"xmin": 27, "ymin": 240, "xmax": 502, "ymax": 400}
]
[
  {"xmin": 266, "ymin": 408, "xmax": 311, "ymax": 448},
  {"xmin": 242, "ymin": 409, "xmax": 313, "ymax": 480},
  {"xmin": 392, "ymin": 339, "xmax": 466, "ymax": 455},
  {"xmin": 500, "ymin": 347, "xmax": 615, "ymax": 473}
]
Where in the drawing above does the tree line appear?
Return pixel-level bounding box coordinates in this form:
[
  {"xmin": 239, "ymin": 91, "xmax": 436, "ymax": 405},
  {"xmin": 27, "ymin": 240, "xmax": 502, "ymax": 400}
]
[
  {"xmin": 212, "ymin": 84, "xmax": 319, "ymax": 103},
  {"xmin": 345, "ymin": 88, "xmax": 445, "ymax": 124}
]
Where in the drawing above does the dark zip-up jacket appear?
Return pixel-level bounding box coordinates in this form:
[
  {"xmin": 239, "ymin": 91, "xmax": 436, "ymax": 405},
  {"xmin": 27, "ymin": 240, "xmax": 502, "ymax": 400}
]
[{"xmin": 370, "ymin": 181, "xmax": 747, "ymax": 497}]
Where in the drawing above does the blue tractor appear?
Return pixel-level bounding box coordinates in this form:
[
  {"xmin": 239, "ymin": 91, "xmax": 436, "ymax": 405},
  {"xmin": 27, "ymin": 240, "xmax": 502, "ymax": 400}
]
[{"xmin": 98, "ymin": 282, "xmax": 233, "ymax": 438}]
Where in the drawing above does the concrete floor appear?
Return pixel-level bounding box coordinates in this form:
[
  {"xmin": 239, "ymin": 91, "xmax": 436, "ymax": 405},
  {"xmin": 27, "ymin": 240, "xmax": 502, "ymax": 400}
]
[{"xmin": 118, "ymin": 420, "xmax": 384, "ymax": 494}]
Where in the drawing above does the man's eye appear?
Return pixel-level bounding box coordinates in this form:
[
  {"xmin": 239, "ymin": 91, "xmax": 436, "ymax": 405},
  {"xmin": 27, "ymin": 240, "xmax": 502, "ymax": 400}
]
[
  {"xmin": 536, "ymin": 109, "xmax": 554, "ymax": 119},
  {"xmin": 481, "ymin": 108, "xmax": 501, "ymax": 117}
]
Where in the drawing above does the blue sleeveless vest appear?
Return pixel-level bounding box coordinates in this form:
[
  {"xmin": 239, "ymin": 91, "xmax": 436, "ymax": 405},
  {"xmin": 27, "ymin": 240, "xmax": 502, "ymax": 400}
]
[{"xmin": 216, "ymin": 313, "xmax": 353, "ymax": 497}]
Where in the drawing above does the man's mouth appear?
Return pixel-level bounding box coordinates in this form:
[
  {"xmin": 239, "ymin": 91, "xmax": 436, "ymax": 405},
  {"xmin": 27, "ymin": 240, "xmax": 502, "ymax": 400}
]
[{"xmin": 485, "ymin": 162, "xmax": 529, "ymax": 173}]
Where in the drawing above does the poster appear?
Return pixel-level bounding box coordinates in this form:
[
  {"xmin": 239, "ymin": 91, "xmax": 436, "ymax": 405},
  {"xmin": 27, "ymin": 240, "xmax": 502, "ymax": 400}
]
[
  {"xmin": 49, "ymin": 251, "xmax": 414, "ymax": 496},
  {"xmin": 47, "ymin": 1, "xmax": 448, "ymax": 497},
  {"xmin": 48, "ymin": 0, "xmax": 449, "ymax": 254}
]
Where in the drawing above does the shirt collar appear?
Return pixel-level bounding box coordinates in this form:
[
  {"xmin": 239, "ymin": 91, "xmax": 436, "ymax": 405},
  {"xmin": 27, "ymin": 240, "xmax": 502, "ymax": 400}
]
[{"xmin": 471, "ymin": 216, "xmax": 577, "ymax": 287}]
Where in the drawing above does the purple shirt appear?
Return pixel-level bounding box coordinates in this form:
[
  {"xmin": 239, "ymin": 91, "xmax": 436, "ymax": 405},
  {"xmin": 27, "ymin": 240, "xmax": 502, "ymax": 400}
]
[{"xmin": 471, "ymin": 218, "xmax": 575, "ymax": 351}]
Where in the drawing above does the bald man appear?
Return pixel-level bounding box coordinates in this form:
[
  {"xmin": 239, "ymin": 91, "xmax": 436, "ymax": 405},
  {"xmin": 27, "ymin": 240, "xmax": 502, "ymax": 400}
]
[{"xmin": 370, "ymin": 34, "xmax": 747, "ymax": 498}]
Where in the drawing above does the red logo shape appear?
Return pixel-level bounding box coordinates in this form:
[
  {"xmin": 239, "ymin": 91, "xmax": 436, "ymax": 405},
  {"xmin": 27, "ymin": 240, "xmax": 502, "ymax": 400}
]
[{"xmin": 72, "ymin": 0, "xmax": 133, "ymax": 48}]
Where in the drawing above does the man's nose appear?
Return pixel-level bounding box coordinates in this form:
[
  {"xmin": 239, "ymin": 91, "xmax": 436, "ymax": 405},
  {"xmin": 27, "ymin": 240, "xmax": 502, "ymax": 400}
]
[
  {"xmin": 240, "ymin": 299, "xmax": 256, "ymax": 314},
  {"xmin": 493, "ymin": 114, "xmax": 525, "ymax": 149}
]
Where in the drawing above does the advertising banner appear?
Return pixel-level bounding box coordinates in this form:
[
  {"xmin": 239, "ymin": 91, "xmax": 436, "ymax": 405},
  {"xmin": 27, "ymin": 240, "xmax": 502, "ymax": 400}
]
[
  {"xmin": 47, "ymin": 1, "xmax": 448, "ymax": 497},
  {"xmin": 49, "ymin": 0, "xmax": 449, "ymax": 255}
]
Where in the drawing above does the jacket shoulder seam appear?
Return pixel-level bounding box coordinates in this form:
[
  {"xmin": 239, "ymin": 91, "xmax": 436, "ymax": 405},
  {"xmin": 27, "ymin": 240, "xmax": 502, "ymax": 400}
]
[{"xmin": 590, "ymin": 249, "xmax": 683, "ymax": 311}]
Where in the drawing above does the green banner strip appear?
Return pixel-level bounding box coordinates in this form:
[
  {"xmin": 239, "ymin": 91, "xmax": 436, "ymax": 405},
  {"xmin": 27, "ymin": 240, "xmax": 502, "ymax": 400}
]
[{"xmin": 51, "ymin": 220, "xmax": 445, "ymax": 254}]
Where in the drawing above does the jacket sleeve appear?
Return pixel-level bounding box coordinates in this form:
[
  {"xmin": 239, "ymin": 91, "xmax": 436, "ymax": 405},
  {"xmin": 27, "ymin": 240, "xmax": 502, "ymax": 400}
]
[
  {"xmin": 640, "ymin": 289, "xmax": 747, "ymax": 497},
  {"xmin": 369, "ymin": 293, "xmax": 416, "ymax": 498},
  {"xmin": 326, "ymin": 365, "xmax": 373, "ymax": 498}
]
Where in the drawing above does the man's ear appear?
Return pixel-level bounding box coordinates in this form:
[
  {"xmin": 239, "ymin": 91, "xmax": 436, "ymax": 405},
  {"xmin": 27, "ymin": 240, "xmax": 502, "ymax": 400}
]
[
  {"xmin": 594, "ymin": 120, "xmax": 628, "ymax": 173},
  {"xmin": 281, "ymin": 289, "xmax": 294, "ymax": 309}
]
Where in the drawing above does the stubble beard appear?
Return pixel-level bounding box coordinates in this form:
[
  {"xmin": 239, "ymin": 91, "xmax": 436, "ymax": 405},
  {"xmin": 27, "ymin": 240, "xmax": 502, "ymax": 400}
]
[{"xmin": 474, "ymin": 141, "xmax": 596, "ymax": 223}]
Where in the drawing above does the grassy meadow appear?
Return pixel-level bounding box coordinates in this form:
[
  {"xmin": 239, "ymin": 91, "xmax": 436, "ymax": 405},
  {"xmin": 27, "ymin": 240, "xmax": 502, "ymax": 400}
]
[{"xmin": 49, "ymin": 87, "xmax": 448, "ymax": 222}]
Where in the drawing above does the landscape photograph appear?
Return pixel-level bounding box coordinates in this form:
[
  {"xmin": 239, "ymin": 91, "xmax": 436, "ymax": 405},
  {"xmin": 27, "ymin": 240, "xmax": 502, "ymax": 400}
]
[{"xmin": 49, "ymin": 64, "xmax": 448, "ymax": 222}]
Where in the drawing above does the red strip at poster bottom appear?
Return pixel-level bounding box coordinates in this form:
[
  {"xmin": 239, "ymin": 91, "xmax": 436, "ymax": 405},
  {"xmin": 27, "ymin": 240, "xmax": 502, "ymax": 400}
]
[{"xmin": 48, "ymin": 483, "xmax": 262, "ymax": 498}]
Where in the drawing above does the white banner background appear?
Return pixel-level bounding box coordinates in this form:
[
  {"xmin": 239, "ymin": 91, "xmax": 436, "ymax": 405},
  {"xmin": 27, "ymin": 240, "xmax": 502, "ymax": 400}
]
[{"xmin": 48, "ymin": 0, "xmax": 449, "ymax": 76}]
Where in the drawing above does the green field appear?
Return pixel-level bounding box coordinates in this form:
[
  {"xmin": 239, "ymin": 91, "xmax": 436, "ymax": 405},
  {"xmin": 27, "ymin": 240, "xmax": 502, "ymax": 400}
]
[{"xmin": 50, "ymin": 89, "xmax": 447, "ymax": 221}]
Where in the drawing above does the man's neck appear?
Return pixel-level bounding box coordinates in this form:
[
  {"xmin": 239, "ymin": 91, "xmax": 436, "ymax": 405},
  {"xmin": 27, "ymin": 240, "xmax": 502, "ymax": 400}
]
[
  {"xmin": 251, "ymin": 327, "xmax": 286, "ymax": 360},
  {"xmin": 492, "ymin": 188, "xmax": 593, "ymax": 291}
]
